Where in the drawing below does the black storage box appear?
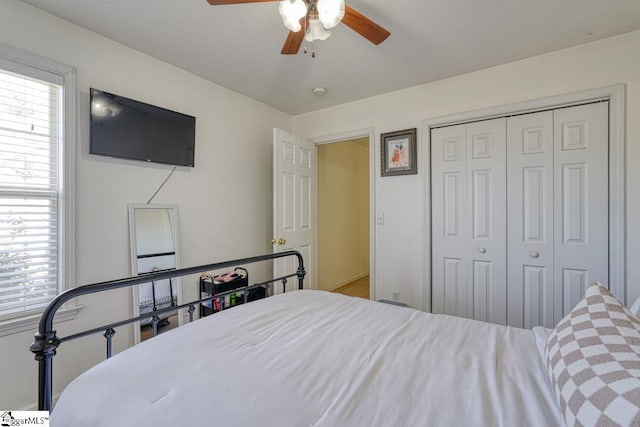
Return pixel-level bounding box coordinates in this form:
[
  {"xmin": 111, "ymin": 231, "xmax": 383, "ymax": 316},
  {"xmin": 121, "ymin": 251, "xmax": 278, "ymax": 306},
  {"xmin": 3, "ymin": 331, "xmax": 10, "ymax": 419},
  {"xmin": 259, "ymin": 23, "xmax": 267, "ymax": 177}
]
[
  {"xmin": 201, "ymin": 275, "xmax": 248, "ymax": 295},
  {"xmin": 246, "ymin": 286, "xmax": 267, "ymax": 302}
]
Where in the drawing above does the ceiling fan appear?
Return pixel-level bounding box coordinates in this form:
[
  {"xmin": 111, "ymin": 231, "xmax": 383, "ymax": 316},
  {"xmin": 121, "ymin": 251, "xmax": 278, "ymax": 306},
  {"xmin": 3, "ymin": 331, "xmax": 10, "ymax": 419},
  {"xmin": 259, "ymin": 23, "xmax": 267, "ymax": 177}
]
[{"xmin": 206, "ymin": 0, "xmax": 390, "ymax": 55}]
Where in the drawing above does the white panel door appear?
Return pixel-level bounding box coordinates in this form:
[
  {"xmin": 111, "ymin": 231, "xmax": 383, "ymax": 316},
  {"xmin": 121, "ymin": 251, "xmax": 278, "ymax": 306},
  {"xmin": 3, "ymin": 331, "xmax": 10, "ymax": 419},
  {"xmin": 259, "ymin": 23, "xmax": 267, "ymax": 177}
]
[
  {"xmin": 432, "ymin": 119, "xmax": 506, "ymax": 323},
  {"xmin": 466, "ymin": 119, "xmax": 507, "ymax": 324},
  {"xmin": 553, "ymin": 102, "xmax": 608, "ymax": 323},
  {"xmin": 432, "ymin": 102, "xmax": 609, "ymax": 327},
  {"xmin": 431, "ymin": 124, "xmax": 467, "ymax": 317},
  {"xmin": 507, "ymin": 110, "xmax": 555, "ymax": 328},
  {"xmin": 273, "ymin": 128, "xmax": 315, "ymax": 292}
]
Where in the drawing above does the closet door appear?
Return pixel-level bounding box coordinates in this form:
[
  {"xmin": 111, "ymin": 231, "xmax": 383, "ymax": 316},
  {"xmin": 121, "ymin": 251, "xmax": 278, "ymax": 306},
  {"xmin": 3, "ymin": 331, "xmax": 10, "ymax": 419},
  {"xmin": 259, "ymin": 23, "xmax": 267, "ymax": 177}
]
[
  {"xmin": 432, "ymin": 119, "xmax": 506, "ymax": 323},
  {"xmin": 553, "ymin": 102, "xmax": 608, "ymax": 324},
  {"xmin": 466, "ymin": 119, "xmax": 507, "ymax": 324},
  {"xmin": 433, "ymin": 101, "xmax": 609, "ymax": 327},
  {"xmin": 432, "ymin": 124, "xmax": 468, "ymax": 317},
  {"xmin": 507, "ymin": 111, "xmax": 555, "ymax": 328},
  {"xmin": 506, "ymin": 103, "xmax": 609, "ymax": 328}
]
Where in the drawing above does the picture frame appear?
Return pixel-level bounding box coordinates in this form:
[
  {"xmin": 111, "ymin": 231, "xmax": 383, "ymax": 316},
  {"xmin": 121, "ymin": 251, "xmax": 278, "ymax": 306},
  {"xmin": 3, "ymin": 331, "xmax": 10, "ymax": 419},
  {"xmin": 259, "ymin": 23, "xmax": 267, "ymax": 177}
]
[{"xmin": 380, "ymin": 128, "xmax": 417, "ymax": 176}]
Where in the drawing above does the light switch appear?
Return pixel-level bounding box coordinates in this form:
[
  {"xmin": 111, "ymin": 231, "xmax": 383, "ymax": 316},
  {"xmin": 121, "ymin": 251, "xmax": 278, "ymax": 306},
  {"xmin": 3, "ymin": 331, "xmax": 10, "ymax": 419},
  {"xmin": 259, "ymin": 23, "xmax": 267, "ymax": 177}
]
[{"xmin": 376, "ymin": 212, "xmax": 384, "ymax": 225}]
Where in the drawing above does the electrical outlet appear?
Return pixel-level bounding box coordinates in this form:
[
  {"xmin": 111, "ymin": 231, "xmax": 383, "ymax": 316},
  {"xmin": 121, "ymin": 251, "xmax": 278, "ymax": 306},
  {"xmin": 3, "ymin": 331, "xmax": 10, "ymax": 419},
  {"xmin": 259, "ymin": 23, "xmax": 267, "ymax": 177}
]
[
  {"xmin": 376, "ymin": 212, "xmax": 384, "ymax": 225},
  {"xmin": 392, "ymin": 291, "xmax": 399, "ymax": 301}
]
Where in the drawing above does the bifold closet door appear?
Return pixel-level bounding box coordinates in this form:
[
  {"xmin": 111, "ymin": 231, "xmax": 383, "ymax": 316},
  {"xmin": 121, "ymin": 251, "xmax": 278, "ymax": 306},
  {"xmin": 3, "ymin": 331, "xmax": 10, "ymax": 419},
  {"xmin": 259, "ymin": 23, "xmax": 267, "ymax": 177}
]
[
  {"xmin": 506, "ymin": 102, "xmax": 609, "ymax": 328},
  {"xmin": 432, "ymin": 124, "xmax": 467, "ymax": 317},
  {"xmin": 552, "ymin": 102, "xmax": 608, "ymax": 323},
  {"xmin": 507, "ymin": 111, "xmax": 555, "ymax": 328},
  {"xmin": 432, "ymin": 118, "xmax": 507, "ymax": 324}
]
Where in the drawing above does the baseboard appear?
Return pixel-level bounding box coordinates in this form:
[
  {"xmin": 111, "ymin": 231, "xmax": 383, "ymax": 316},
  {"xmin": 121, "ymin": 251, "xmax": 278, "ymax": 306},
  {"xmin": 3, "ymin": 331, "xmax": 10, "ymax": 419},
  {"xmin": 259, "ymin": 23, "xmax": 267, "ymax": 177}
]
[
  {"xmin": 19, "ymin": 392, "xmax": 60, "ymax": 411},
  {"xmin": 327, "ymin": 272, "xmax": 369, "ymax": 292}
]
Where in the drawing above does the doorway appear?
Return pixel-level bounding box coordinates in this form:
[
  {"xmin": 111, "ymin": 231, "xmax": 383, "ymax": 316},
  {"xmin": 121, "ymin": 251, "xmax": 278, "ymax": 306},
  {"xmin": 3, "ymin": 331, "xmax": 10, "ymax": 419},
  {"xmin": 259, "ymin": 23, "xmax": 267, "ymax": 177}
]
[{"xmin": 317, "ymin": 137, "xmax": 370, "ymax": 299}]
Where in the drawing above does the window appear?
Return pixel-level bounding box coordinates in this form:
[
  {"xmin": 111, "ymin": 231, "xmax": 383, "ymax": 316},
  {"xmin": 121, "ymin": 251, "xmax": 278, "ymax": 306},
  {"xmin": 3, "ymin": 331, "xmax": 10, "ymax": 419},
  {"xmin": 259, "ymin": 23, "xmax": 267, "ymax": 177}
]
[{"xmin": 0, "ymin": 45, "xmax": 75, "ymax": 321}]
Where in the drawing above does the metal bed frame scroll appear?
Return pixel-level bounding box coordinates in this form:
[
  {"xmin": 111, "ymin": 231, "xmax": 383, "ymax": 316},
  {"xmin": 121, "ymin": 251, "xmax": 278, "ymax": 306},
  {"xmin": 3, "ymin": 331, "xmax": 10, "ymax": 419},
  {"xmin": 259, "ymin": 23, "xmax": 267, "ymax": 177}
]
[{"xmin": 30, "ymin": 250, "xmax": 306, "ymax": 411}]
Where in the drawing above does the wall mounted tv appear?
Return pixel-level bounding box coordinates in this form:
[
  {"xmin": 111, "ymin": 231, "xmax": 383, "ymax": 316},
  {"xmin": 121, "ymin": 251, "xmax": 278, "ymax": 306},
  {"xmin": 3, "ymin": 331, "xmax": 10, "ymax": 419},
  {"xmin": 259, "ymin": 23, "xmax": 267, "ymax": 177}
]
[{"xmin": 90, "ymin": 88, "xmax": 196, "ymax": 167}]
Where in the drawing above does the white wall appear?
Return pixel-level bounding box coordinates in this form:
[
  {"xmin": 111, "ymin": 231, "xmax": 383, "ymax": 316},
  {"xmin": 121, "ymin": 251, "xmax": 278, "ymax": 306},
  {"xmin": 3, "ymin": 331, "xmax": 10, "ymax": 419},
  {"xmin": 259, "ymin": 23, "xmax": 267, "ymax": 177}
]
[
  {"xmin": 0, "ymin": 0, "xmax": 291, "ymax": 409},
  {"xmin": 293, "ymin": 29, "xmax": 640, "ymax": 310}
]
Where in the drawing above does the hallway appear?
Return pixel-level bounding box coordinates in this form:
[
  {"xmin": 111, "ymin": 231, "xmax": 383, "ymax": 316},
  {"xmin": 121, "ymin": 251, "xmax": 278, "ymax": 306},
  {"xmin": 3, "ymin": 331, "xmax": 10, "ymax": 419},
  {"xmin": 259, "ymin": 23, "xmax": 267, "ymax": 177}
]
[{"xmin": 331, "ymin": 276, "xmax": 369, "ymax": 300}]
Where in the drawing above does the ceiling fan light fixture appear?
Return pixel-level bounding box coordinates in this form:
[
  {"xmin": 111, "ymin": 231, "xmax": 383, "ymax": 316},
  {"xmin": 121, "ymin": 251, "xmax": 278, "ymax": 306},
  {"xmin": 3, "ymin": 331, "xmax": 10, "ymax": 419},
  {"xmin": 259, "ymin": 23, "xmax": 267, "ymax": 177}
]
[
  {"xmin": 316, "ymin": 0, "xmax": 345, "ymax": 29},
  {"xmin": 305, "ymin": 18, "xmax": 331, "ymax": 42},
  {"xmin": 279, "ymin": 0, "xmax": 308, "ymax": 32}
]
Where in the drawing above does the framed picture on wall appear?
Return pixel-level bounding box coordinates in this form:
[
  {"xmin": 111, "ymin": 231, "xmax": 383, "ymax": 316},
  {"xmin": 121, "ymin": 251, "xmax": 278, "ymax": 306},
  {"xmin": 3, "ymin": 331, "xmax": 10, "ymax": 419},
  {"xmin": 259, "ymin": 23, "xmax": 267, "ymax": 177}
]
[{"xmin": 380, "ymin": 128, "xmax": 417, "ymax": 176}]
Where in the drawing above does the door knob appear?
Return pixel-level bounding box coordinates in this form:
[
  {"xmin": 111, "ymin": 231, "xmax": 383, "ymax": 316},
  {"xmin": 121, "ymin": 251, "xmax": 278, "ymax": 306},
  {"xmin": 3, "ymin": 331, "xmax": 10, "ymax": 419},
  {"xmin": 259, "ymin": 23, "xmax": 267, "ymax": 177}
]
[
  {"xmin": 530, "ymin": 252, "xmax": 540, "ymax": 258},
  {"xmin": 271, "ymin": 238, "xmax": 287, "ymax": 246},
  {"xmin": 478, "ymin": 248, "xmax": 486, "ymax": 254}
]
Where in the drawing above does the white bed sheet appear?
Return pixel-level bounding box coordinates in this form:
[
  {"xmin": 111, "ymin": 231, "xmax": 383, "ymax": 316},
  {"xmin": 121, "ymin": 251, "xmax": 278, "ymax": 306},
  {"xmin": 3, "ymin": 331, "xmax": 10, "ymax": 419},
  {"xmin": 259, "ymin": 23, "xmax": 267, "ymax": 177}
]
[{"xmin": 51, "ymin": 290, "xmax": 563, "ymax": 426}]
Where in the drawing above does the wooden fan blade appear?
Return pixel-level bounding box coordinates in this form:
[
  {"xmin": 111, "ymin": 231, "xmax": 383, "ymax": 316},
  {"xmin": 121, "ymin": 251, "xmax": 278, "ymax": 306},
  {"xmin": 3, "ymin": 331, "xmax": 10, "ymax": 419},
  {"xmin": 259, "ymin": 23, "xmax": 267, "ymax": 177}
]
[
  {"xmin": 207, "ymin": 0, "xmax": 277, "ymax": 5},
  {"xmin": 281, "ymin": 30, "xmax": 304, "ymax": 55},
  {"xmin": 342, "ymin": 5, "xmax": 390, "ymax": 45}
]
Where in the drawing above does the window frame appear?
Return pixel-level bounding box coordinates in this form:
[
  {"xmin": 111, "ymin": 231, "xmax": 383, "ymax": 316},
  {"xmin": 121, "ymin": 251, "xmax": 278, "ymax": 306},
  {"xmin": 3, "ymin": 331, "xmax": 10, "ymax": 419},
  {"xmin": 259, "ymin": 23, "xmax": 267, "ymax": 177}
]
[{"xmin": 0, "ymin": 43, "xmax": 77, "ymax": 331}]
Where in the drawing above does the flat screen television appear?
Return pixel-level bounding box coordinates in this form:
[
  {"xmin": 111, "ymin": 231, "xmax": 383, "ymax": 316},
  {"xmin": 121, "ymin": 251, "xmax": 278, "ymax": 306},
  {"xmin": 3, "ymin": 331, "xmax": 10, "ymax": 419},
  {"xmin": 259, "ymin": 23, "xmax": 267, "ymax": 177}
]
[{"xmin": 90, "ymin": 88, "xmax": 196, "ymax": 167}]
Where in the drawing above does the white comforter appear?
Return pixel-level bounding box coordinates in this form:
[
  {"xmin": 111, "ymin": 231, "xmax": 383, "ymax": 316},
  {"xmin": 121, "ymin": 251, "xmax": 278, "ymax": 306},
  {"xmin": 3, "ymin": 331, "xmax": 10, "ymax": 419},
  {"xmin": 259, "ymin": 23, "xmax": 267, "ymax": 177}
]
[{"xmin": 51, "ymin": 290, "xmax": 563, "ymax": 426}]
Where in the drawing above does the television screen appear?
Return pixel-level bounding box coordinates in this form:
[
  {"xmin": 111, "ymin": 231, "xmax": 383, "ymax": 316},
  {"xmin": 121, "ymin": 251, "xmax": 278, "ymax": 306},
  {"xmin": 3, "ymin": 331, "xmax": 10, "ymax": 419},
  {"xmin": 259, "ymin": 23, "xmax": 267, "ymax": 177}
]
[{"xmin": 90, "ymin": 88, "xmax": 196, "ymax": 167}]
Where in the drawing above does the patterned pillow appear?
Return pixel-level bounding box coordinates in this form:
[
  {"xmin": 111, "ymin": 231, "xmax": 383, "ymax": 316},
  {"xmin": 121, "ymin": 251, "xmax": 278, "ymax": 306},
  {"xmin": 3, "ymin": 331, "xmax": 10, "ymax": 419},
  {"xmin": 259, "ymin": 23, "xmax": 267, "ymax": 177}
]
[{"xmin": 544, "ymin": 283, "xmax": 640, "ymax": 427}]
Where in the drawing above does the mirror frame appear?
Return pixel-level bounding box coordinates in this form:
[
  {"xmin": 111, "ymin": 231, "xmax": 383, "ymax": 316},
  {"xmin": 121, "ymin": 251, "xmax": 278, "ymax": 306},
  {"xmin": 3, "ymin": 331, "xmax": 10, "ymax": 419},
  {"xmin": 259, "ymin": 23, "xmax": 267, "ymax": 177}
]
[{"xmin": 128, "ymin": 203, "xmax": 182, "ymax": 343}]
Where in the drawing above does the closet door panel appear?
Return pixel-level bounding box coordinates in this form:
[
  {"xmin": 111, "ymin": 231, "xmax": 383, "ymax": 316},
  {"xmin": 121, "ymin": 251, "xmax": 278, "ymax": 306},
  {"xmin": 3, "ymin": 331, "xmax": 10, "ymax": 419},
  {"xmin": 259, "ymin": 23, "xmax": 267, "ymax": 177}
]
[
  {"xmin": 443, "ymin": 257, "xmax": 464, "ymax": 315},
  {"xmin": 553, "ymin": 102, "xmax": 609, "ymax": 324},
  {"xmin": 523, "ymin": 265, "xmax": 551, "ymax": 328},
  {"xmin": 431, "ymin": 124, "xmax": 467, "ymax": 316},
  {"xmin": 472, "ymin": 260, "xmax": 493, "ymax": 322},
  {"xmin": 507, "ymin": 111, "xmax": 554, "ymax": 328},
  {"xmin": 466, "ymin": 118, "xmax": 506, "ymax": 324}
]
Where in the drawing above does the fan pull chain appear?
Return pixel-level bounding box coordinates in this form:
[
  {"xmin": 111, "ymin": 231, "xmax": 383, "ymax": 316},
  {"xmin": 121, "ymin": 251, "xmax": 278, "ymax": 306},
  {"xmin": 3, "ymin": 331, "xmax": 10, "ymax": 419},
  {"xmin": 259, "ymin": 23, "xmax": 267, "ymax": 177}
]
[
  {"xmin": 304, "ymin": 40, "xmax": 316, "ymax": 58},
  {"xmin": 301, "ymin": 17, "xmax": 316, "ymax": 58},
  {"xmin": 304, "ymin": 45, "xmax": 317, "ymax": 58},
  {"xmin": 304, "ymin": 18, "xmax": 308, "ymax": 55}
]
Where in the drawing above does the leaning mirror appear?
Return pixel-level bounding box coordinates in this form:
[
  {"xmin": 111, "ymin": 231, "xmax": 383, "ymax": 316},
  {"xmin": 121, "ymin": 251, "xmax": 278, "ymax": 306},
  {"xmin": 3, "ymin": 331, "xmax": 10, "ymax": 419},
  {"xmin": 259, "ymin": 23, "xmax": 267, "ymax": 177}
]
[{"xmin": 128, "ymin": 204, "xmax": 182, "ymax": 343}]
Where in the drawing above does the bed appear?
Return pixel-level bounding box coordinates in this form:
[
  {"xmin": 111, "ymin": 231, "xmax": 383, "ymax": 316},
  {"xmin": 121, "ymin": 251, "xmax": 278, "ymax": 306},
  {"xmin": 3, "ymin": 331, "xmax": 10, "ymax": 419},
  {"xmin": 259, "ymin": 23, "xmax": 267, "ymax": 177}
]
[{"xmin": 31, "ymin": 251, "xmax": 640, "ymax": 426}]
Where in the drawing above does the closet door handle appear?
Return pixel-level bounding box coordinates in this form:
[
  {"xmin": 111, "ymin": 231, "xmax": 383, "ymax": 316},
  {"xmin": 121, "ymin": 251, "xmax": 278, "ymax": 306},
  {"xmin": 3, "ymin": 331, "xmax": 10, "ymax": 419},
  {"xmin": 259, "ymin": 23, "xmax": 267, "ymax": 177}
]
[
  {"xmin": 530, "ymin": 252, "xmax": 540, "ymax": 258},
  {"xmin": 478, "ymin": 248, "xmax": 486, "ymax": 254}
]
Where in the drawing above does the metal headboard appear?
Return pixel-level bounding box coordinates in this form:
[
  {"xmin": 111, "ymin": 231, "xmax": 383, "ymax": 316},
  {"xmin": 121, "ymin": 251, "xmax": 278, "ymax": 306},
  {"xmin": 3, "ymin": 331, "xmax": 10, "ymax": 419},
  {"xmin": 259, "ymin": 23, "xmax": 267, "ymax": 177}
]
[{"xmin": 30, "ymin": 250, "xmax": 306, "ymax": 411}]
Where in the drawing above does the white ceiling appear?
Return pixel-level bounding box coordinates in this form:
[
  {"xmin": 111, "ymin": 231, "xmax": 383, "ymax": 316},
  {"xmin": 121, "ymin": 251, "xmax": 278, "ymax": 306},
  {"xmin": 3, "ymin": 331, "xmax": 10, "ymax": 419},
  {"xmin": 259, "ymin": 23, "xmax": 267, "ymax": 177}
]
[{"xmin": 20, "ymin": 0, "xmax": 640, "ymax": 115}]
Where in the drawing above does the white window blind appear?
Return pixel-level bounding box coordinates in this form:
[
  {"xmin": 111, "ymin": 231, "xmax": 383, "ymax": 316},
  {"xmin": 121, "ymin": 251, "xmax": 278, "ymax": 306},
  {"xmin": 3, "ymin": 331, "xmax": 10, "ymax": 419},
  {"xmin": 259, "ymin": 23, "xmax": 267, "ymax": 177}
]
[{"xmin": 0, "ymin": 68, "xmax": 62, "ymax": 317}]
